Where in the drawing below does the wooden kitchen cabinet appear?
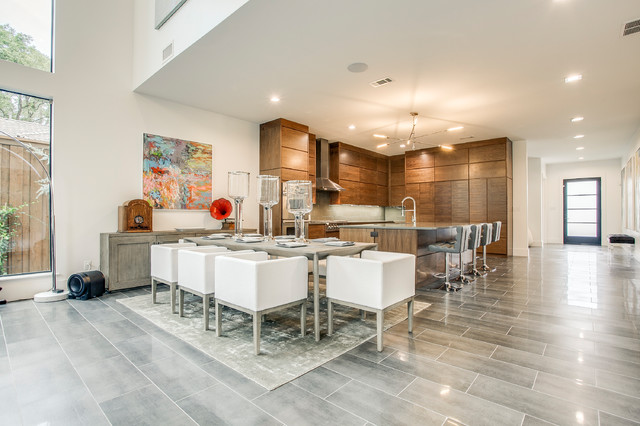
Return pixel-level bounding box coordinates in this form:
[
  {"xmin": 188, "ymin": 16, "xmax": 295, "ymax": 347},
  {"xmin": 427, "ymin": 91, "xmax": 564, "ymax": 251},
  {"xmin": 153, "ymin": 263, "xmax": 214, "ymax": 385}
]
[{"xmin": 260, "ymin": 118, "xmax": 310, "ymax": 235}]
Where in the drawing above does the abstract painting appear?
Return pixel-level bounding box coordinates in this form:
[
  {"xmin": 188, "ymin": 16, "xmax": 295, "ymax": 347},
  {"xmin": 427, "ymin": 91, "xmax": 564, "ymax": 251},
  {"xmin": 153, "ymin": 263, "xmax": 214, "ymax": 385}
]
[{"xmin": 143, "ymin": 133, "xmax": 212, "ymax": 210}]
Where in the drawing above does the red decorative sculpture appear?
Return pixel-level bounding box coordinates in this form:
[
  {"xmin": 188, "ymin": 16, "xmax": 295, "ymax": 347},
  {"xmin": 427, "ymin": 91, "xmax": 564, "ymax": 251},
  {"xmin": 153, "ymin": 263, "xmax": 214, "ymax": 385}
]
[{"xmin": 210, "ymin": 198, "xmax": 232, "ymax": 220}]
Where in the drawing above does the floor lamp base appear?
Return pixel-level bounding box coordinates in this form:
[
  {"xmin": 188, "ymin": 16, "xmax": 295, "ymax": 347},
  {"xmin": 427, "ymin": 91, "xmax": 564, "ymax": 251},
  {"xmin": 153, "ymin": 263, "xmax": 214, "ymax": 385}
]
[{"xmin": 34, "ymin": 290, "xmax": 68, "ymax": 303}]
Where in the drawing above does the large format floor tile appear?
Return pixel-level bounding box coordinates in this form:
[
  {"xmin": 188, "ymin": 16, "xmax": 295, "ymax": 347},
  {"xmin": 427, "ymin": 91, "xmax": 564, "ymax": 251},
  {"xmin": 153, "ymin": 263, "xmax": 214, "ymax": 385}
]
[{"xmin": 0, "ymin": 245, "xmax": 638, "ymax": 425}]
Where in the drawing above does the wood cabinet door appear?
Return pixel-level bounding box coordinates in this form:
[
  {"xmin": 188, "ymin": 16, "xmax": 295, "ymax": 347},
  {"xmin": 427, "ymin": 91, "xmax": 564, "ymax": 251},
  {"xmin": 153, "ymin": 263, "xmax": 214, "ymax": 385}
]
[{"xmin": 109, "ymin": 235, "xmax": 156, "ymax": 290}]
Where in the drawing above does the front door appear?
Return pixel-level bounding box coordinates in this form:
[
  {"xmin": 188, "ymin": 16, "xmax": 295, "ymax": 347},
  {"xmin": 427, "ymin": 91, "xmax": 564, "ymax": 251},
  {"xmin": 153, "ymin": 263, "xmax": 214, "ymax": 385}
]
[{"xmin": 563, "ymin": 178, "xmax": 601, "ymax": 245}]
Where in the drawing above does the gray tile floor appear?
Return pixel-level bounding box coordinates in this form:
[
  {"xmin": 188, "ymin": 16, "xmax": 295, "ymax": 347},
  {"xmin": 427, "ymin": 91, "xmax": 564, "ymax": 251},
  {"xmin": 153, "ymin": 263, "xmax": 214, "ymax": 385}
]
[{"xmin": 1, "ymin": 245, "xmax": 639, "ymax": 425}]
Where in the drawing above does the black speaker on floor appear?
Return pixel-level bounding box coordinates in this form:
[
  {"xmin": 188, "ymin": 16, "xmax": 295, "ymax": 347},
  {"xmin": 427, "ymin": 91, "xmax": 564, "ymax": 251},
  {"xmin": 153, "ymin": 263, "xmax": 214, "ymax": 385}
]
[{"xmin": 68, "ymin": 271, "xmax": 105, "ymax": 300}]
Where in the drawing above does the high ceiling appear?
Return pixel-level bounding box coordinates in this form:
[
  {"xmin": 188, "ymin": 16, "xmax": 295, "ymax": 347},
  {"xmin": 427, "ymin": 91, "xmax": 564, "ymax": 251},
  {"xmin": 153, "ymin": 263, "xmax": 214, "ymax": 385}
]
[{"xmin": 135, "ymin": 0, "xmax": 640, "ymax": 163}]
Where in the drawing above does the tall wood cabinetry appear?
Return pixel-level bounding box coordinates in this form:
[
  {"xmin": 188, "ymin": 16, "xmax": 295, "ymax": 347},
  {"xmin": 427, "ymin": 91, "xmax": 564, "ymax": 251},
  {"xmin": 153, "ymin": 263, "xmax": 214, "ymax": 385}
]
[
  {"xmin": 329, "ymin": 142, "xmax": 389, "ymax": 206},
  {"xmin": 259, "ymin": 118, "xmax": 310, "ymax": 236},
  {"xmin": 399, "ymin": 138, "xmax": 513, "ymax": 255}
]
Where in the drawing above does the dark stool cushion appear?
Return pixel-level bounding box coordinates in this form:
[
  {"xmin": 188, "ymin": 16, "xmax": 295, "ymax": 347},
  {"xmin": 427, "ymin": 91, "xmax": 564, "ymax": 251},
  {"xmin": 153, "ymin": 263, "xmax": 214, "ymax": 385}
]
[{"xmin": 608, "ymin": 234, "xmax": 635, "ymax": 244}]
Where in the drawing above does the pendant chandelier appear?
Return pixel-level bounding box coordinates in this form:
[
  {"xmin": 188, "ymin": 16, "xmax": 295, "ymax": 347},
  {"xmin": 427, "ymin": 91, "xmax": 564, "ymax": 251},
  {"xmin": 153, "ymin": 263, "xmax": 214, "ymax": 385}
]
[{"xmin": 374, "ymin": 112, "xmax": 463, "ymax": 151}]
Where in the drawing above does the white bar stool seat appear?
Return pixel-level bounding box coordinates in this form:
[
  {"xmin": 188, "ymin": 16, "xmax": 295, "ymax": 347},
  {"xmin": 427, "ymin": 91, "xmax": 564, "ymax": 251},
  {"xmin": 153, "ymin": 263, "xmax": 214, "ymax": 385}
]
[{"xmin": 326, "ymin": 250, "xmax": 416, "ymax": 352}]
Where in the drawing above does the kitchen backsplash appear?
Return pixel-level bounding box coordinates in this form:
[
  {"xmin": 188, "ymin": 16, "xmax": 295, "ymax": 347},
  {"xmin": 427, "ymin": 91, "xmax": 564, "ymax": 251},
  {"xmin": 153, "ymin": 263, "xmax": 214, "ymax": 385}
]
[{"xmin": 300, "ymin": 192, "xmax": 404, "ymax": 222}]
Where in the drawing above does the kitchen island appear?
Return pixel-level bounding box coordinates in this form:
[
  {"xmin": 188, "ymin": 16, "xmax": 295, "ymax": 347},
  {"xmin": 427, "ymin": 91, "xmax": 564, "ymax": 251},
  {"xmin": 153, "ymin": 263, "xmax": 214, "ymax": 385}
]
[{"xmin": 340, "ymin": 222, "xmax": 465, "ymax": 289}]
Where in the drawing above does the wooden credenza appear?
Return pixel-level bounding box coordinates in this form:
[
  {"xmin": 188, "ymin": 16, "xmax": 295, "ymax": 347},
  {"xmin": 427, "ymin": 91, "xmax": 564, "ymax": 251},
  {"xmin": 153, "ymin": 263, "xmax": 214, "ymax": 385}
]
[{"xmin": 99, "ymin": 229, "xmax": 255, "ymax": 291}]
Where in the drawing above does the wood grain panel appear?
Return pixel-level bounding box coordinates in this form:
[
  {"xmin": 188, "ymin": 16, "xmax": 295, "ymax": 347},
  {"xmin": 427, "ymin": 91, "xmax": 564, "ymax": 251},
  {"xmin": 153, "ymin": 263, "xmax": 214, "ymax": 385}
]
[
  {"xmin": 339, "ymin": 148, "xmax": 360, "ymax": 167},
  {"xmin": 434, "ymin": 148, "xmax": 469, "ymax": 166},
  {"xmin": 340, "ymin": 228, "xmax": 375, "ymax": 243},
  {"xmin": 377, "ymin": 157, "xmax": 389, "ymax": 172},
  {"xmin": 469, "ymin": 144, "xmax": 506, "ymax": 163},
  {"xmin": 377, "ymin": 185, "xmax": 389, "ymax": 206},
  {"xmin": 389, "ymin": 186, "xmax": 405, "ymax": 206},
  {"xmin": 281, "ymin": 147, "xmax": 308, "ymax": 171},
  {"xmin": 378, "ymin": 229, "xmax": 417, "ymax": 255},
  {"xmin": 452, "ymin": 180, "xmax": 469, "ymax": 224},
  {"xmin": 405, "ymin": 150, "xmax": 434, "ymax": 169},
  {"xmin": 281, "ymin": 168, "xmax": 308, "ymax": 181},
  {"xmin": 469, "ymin": 179, "xmax": 487, "ymax": 222},
  {"xmin": 390, "ymin": 172, "xmax": 405, "ymax": 187},
  {"xmin": 405, "ymin": 183, "xmax": 420, "ymax": 199},
  {"xmin": 329, "ymin": 144, "xmax": 340, "ymax": 181},
  {"xmin": 360, "ymin": 182, "xmax": 377, "ymax": 205},
  {"xmin": 279, "ymin": 118, "xmax": 309, "ymax": 133},
  {"xmin": 281, "ymin": 126, "xmax": 309, "ymax": 152},
  {"xmin": 308, "ymin": 134, "xmax": 316, "ymax": 158},
  {"xmin": 434, "ymin": 164, "xmax": 468, "ymax": 181},
  {"xmin": 333, "ymin": 179, "xmax": 360, "ymax": 204},
  {"xmin": 340, "ymin": 164, "xmax": 360, "ymax": 182},
  {"xmin": 259, "ymin": 122, "xmax": 281, "ymax": 170},
  {"xmin": 360, "ymin": 154, "xmax": 378, "ymax": 170},
  {"xmin": 435, "ymin": 181, "xmax": 452, "ymax": 224},
  {"xmin": 507, "ymin": 139, "xmax": 513, "ymax": 179},
  {"xmin": 376, "ymin": 171, "xmax": 388, "ymax": 186},
  {"xmin": 487, "ymin": 177, "xmax": 508, "ymax": 222},
  {"xmin": 360, "ymin": 168, "xmax": 377, "ymax": 183},
  {"xmin": 308, "ymin": 224, "xmax": 325, "ymax": 239},
  {"xmin": 419, "ymin": 182, "xmax": 434, "ymax": 222},
  {"xmin": 406, "ymin": 167, "xmax": 434, "ymax": 184},
  {"xmin": 469, "ymin": 161, "xmax": 506, "ymax": 179},
  {"xmin": 390, "ymin": 155, "xmax": 405, "ymax": 173}
]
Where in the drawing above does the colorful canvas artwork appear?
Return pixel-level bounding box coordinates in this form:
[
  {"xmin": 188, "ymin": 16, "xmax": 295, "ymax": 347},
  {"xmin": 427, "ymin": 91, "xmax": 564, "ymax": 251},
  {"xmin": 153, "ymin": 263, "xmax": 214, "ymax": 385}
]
[{"xmin": 143, "ymin": 133, "xmax": 212, "ymax": 209}]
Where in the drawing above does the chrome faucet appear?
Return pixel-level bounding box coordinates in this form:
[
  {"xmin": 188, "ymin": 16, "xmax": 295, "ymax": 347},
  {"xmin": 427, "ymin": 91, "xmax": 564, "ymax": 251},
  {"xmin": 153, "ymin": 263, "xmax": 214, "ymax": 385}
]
[{"xmin": 401, "ymin": 196, "xmax": 417, "ymax": 226}]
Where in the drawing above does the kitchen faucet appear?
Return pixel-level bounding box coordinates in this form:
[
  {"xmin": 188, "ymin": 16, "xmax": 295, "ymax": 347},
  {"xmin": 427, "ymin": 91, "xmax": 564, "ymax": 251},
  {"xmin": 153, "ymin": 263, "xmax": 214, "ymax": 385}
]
[{"xmin": 401, "ymin": 196, "xmax": 417, "ymax": 226}]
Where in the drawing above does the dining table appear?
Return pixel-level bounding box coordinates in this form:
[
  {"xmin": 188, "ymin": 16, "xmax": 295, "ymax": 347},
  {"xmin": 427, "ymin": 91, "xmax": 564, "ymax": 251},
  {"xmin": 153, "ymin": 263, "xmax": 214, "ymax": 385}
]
[{"xmin": 185, "ymin": 236, "xmax": 378, "ymax": 341}]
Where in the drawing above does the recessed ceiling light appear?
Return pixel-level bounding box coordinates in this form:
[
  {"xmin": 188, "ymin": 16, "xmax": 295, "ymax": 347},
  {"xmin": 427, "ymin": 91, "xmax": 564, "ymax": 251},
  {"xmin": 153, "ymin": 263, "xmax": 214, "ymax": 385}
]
[
  {"xmin": 399, "ymin": 144, "xmax": 406, "ymax": 148},
  {"xmin": 373, "ymin": 134, "xmax": 387, "ymax": 139},
  {"xmin": 574, "ymin": 134, "xmax": 584, "ymax": 139},
  {"xmin": 578, "ymin": 157, "xmax": 584, "ymax": 160},
  {"xmin": 348, "ymin": 125, "xmax": 356, "ymax": 130},
  {"xmin": 564, "ymin": 74, "xmax": 583, "ymax": 83},
  {"xmin": 270, "ymin": 96, "xmax": 280, "ymax": 102},
  {"xmin": 571, "ymin": 116, "xmax": 584, "ymax": 122},
  {"xmin": 576, "ymin": 146, "xmax": 584, "ymax": 150},
  {"xmin": 447, "ymin": 126, "xmax": 464, "ymax": 131},
  {"xmin": 440, "ymin": 145, "xmax": 454, "ymax": 150},
  {"xmin": 347, "ymin": 62, "xmax": 368, "ymax": 73}
]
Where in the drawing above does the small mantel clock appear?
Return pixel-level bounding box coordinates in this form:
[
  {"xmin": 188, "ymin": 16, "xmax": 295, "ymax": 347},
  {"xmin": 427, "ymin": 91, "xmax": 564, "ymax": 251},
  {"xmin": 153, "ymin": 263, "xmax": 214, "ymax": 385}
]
[{"xmin": 118, "ymin": 199, "xmax": 153, "ymax": 232}]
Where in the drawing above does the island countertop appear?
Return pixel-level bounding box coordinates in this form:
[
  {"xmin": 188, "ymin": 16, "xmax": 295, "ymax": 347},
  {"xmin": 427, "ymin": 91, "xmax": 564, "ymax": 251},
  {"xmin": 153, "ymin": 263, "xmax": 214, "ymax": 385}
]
[{"xmin": 339, "ymin": 222, "xmax": 463, "ymax": 231}]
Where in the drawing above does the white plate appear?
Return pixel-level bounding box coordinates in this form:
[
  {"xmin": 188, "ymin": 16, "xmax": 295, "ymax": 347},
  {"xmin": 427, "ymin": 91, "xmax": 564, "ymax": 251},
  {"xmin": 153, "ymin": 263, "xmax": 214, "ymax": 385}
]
[
  {"xmin": 276, "ymin": 242, "xmax": 308, "ymax": 248},
  {"xmin": 311, "ymin": 237, "xmax": 339, "ymax": 243},
  {"xmin": 324, "ymin": 241, "xmax": 355, "ymax": 247},
  {"xmin": 175, "ymin": 227, "xmax": 205, "ymax": 232},
  {"xmin": 236, "ymin": 236, "xmax": 265, "ymax": 243},
  {"xmin": 203, "ymin": 234, "xmax": 230, "ymax": 240},
  {"xmin": 243, "ymin": 233, "xmax": 263, "ymax": 238}
]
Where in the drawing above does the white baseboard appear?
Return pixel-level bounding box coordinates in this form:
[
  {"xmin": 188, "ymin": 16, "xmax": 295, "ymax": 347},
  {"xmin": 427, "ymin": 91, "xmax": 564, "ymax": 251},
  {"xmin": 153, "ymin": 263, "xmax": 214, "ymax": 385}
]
[{"xmin": 512, "ymin": 248, "xmax": 530, "ymax": 257}]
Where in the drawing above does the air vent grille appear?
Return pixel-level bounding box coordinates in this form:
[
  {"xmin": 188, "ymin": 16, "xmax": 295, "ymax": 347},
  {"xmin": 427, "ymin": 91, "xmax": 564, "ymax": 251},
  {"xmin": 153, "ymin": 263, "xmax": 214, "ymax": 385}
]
[
  {"xmin": 623, "ymin": 18, "xmax": 640, "ymax": 36},
  {"xmin": 162, "ymin": 42, "xmax": 174, "ymax": 61},
  {"xmin": 369, "ymin": 77, "xmax": 393, "ymax": 88}
]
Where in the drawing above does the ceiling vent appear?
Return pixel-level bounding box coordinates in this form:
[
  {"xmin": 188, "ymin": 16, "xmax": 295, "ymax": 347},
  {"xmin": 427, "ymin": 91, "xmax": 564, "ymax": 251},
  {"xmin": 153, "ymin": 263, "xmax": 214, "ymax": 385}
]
[
  {"xmin": 369, "ymin": 77, "xmax": 393, "ymax": 88},
  {"xmin": 622, "ymin": 18, "xmax": 640, "ymax": 36},
  {"xmin": 162, "ymin": 42, "xmax": 174, "ymax": 62}
]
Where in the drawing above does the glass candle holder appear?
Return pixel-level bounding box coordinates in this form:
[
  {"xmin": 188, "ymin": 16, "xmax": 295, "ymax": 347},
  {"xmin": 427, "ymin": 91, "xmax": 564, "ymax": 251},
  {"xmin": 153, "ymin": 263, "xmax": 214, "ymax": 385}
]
[
  {"xmin": 257, "ymin": 175, "xmax": 280, "ymax": 240},
  {"xmin": 283, "ymin": 180, "xmax": 313, "ymax": 242},
  {"xmin": 228, "ymin": 171, "xmax": 250, "ymax": 238}
]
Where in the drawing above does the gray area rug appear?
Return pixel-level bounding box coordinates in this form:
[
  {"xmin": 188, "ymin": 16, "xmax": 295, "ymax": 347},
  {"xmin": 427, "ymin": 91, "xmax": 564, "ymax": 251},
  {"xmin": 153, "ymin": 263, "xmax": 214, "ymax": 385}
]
[{"xmin": 118, "ymin": 291, "xmax": 428, "ymax": 390}]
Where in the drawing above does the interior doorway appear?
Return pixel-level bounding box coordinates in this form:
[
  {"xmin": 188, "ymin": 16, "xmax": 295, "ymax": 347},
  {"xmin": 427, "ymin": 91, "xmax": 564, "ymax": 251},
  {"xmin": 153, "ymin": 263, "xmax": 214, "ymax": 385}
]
[{"xmin": 563, "ymin": 177, "xmax": 601, "ymax": 245}]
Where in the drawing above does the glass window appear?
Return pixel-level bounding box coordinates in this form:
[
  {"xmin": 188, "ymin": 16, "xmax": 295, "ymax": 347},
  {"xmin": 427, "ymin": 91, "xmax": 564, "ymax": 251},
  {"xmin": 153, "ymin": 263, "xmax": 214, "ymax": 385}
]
[
  {"xmin": 0, "ymin": 0, "xmax": 53, "ymax": 72},
  {"xmin": 566, "ymin": 195, "xmax": 597, "ymax": 209},
  {"xmin": 0, "ymin": 89, "xmax": 51, "ymax": 276},
  {"xmin": 566, "ymin": 180, "xmax": 597, "ymax": 196}
]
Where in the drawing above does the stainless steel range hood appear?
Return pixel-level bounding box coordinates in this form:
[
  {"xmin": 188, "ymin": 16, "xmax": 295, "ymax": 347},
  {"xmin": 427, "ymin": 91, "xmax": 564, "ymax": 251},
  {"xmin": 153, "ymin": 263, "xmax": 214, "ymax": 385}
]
[{"xmin": 316, "ymin": 138, "xmax": 344, "ymax": 192}]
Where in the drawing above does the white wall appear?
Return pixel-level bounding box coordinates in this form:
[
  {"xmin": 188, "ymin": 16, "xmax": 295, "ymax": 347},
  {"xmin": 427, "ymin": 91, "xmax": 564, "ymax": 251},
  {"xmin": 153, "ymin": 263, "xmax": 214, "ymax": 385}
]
[
  {"xmin": 133, "ymin": 0, "xmax": 249, "ymax": 89},
  {"xmin": 544, "ymin": 159, "xmax": 621, "ymax": 246},
  {"xmin": 0, "ymin": 0, "xmax": 259, "ymax": 301},
  {"xmin": 621, "ymin": 127, "xmax": 640, "ymax": 262},
  {"xmin": 528, "ymin": 157, "xmax": 543, "ymax": 246},
  {"xmin": 512, "ymin": 140, "xmax": 529, "ymax": 256}
]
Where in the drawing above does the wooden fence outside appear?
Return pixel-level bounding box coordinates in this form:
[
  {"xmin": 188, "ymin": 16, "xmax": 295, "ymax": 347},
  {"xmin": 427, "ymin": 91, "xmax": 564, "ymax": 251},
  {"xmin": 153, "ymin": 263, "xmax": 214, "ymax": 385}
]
[{"xmin": 0, "ymin": 136, "xmax": 51, "ymax": 276}]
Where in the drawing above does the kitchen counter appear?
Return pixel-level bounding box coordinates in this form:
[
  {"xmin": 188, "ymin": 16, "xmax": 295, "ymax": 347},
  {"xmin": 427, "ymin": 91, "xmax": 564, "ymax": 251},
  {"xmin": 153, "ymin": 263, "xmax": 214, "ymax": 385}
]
[{"xmin": 340, "ymin": 222, "xmax": 461, "ymax": 230}]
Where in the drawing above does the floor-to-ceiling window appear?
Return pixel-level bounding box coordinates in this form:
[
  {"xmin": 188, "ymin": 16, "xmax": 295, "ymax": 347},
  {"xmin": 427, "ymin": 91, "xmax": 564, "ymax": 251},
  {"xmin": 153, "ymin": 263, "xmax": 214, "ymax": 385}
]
[{"xmin": 563, "ymin": 177, "xmax": 601, "ymax": 245}]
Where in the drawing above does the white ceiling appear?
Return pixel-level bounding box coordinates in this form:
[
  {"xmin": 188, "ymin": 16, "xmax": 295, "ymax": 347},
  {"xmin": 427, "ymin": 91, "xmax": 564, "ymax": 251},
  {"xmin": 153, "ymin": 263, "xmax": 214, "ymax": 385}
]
[{"xmin": 135, "ymin": 0, "xmax": 640, "ymax": 163}]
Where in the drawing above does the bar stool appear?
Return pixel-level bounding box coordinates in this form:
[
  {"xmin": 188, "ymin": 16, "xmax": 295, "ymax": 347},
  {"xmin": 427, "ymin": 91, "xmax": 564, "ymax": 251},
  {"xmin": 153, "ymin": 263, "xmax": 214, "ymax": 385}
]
[
  {"xmin": 428, "ymin": 225, "xmax": 471, "ymax": 291},
  {"xmin": 482, "ymin": 221, "xmax": 501, "ymax": 272},
  {"xmin": 476, "ymin": 223, "xmax": 492, "ymax": 276},
  {"xmin": 462, "ymin": 224, "xmax": 483, "ymax": 281}
]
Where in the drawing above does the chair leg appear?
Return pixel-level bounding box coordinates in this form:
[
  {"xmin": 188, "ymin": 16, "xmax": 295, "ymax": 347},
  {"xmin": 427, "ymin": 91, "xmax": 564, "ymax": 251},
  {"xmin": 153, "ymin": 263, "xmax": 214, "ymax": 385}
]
[
  {"xmin": 203, "ymin": 294, "xmax": 210, "ymax": 331},
  {"xmin": 170, "ymin": 283, "xmax": 177, "ymax": 314},
  {"xmin": 215, "ymin": 300, "xmax": 222, "ymax": 336},
  {"xmin": 151, "ymin": 279, "xmax": 157, "ymax": 304},
  {"xmin": 179, "ymin": 289, "xmax": 184, "ymax": 317},
  {"xmin": 407, "ymin": 298, "xmax": 414, "ymax": 334},
  {"xmin": 327, "ymin": 299, "xmax": 334, "ymax": 336},
  {"xmin": 376, "ymin": 309, "xmax": 384, "ymax": 352},
  {"xmin": 482, "ymin": 246, "xmax": 490, "ymax": 271},
  {"xmin": 300, "ymin": 302, "xmax": 306, "ymax": 336},
  {"xmin": 253, "ymin": 313, "xmax": 261, "ymax": 355}
]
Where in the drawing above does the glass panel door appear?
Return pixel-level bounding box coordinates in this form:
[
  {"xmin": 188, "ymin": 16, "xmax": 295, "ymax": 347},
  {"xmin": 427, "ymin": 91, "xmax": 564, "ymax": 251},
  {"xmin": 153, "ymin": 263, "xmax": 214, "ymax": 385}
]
[{"xmin": 563, "ymin": 178, "xmax": 601, "ymax": 245}]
